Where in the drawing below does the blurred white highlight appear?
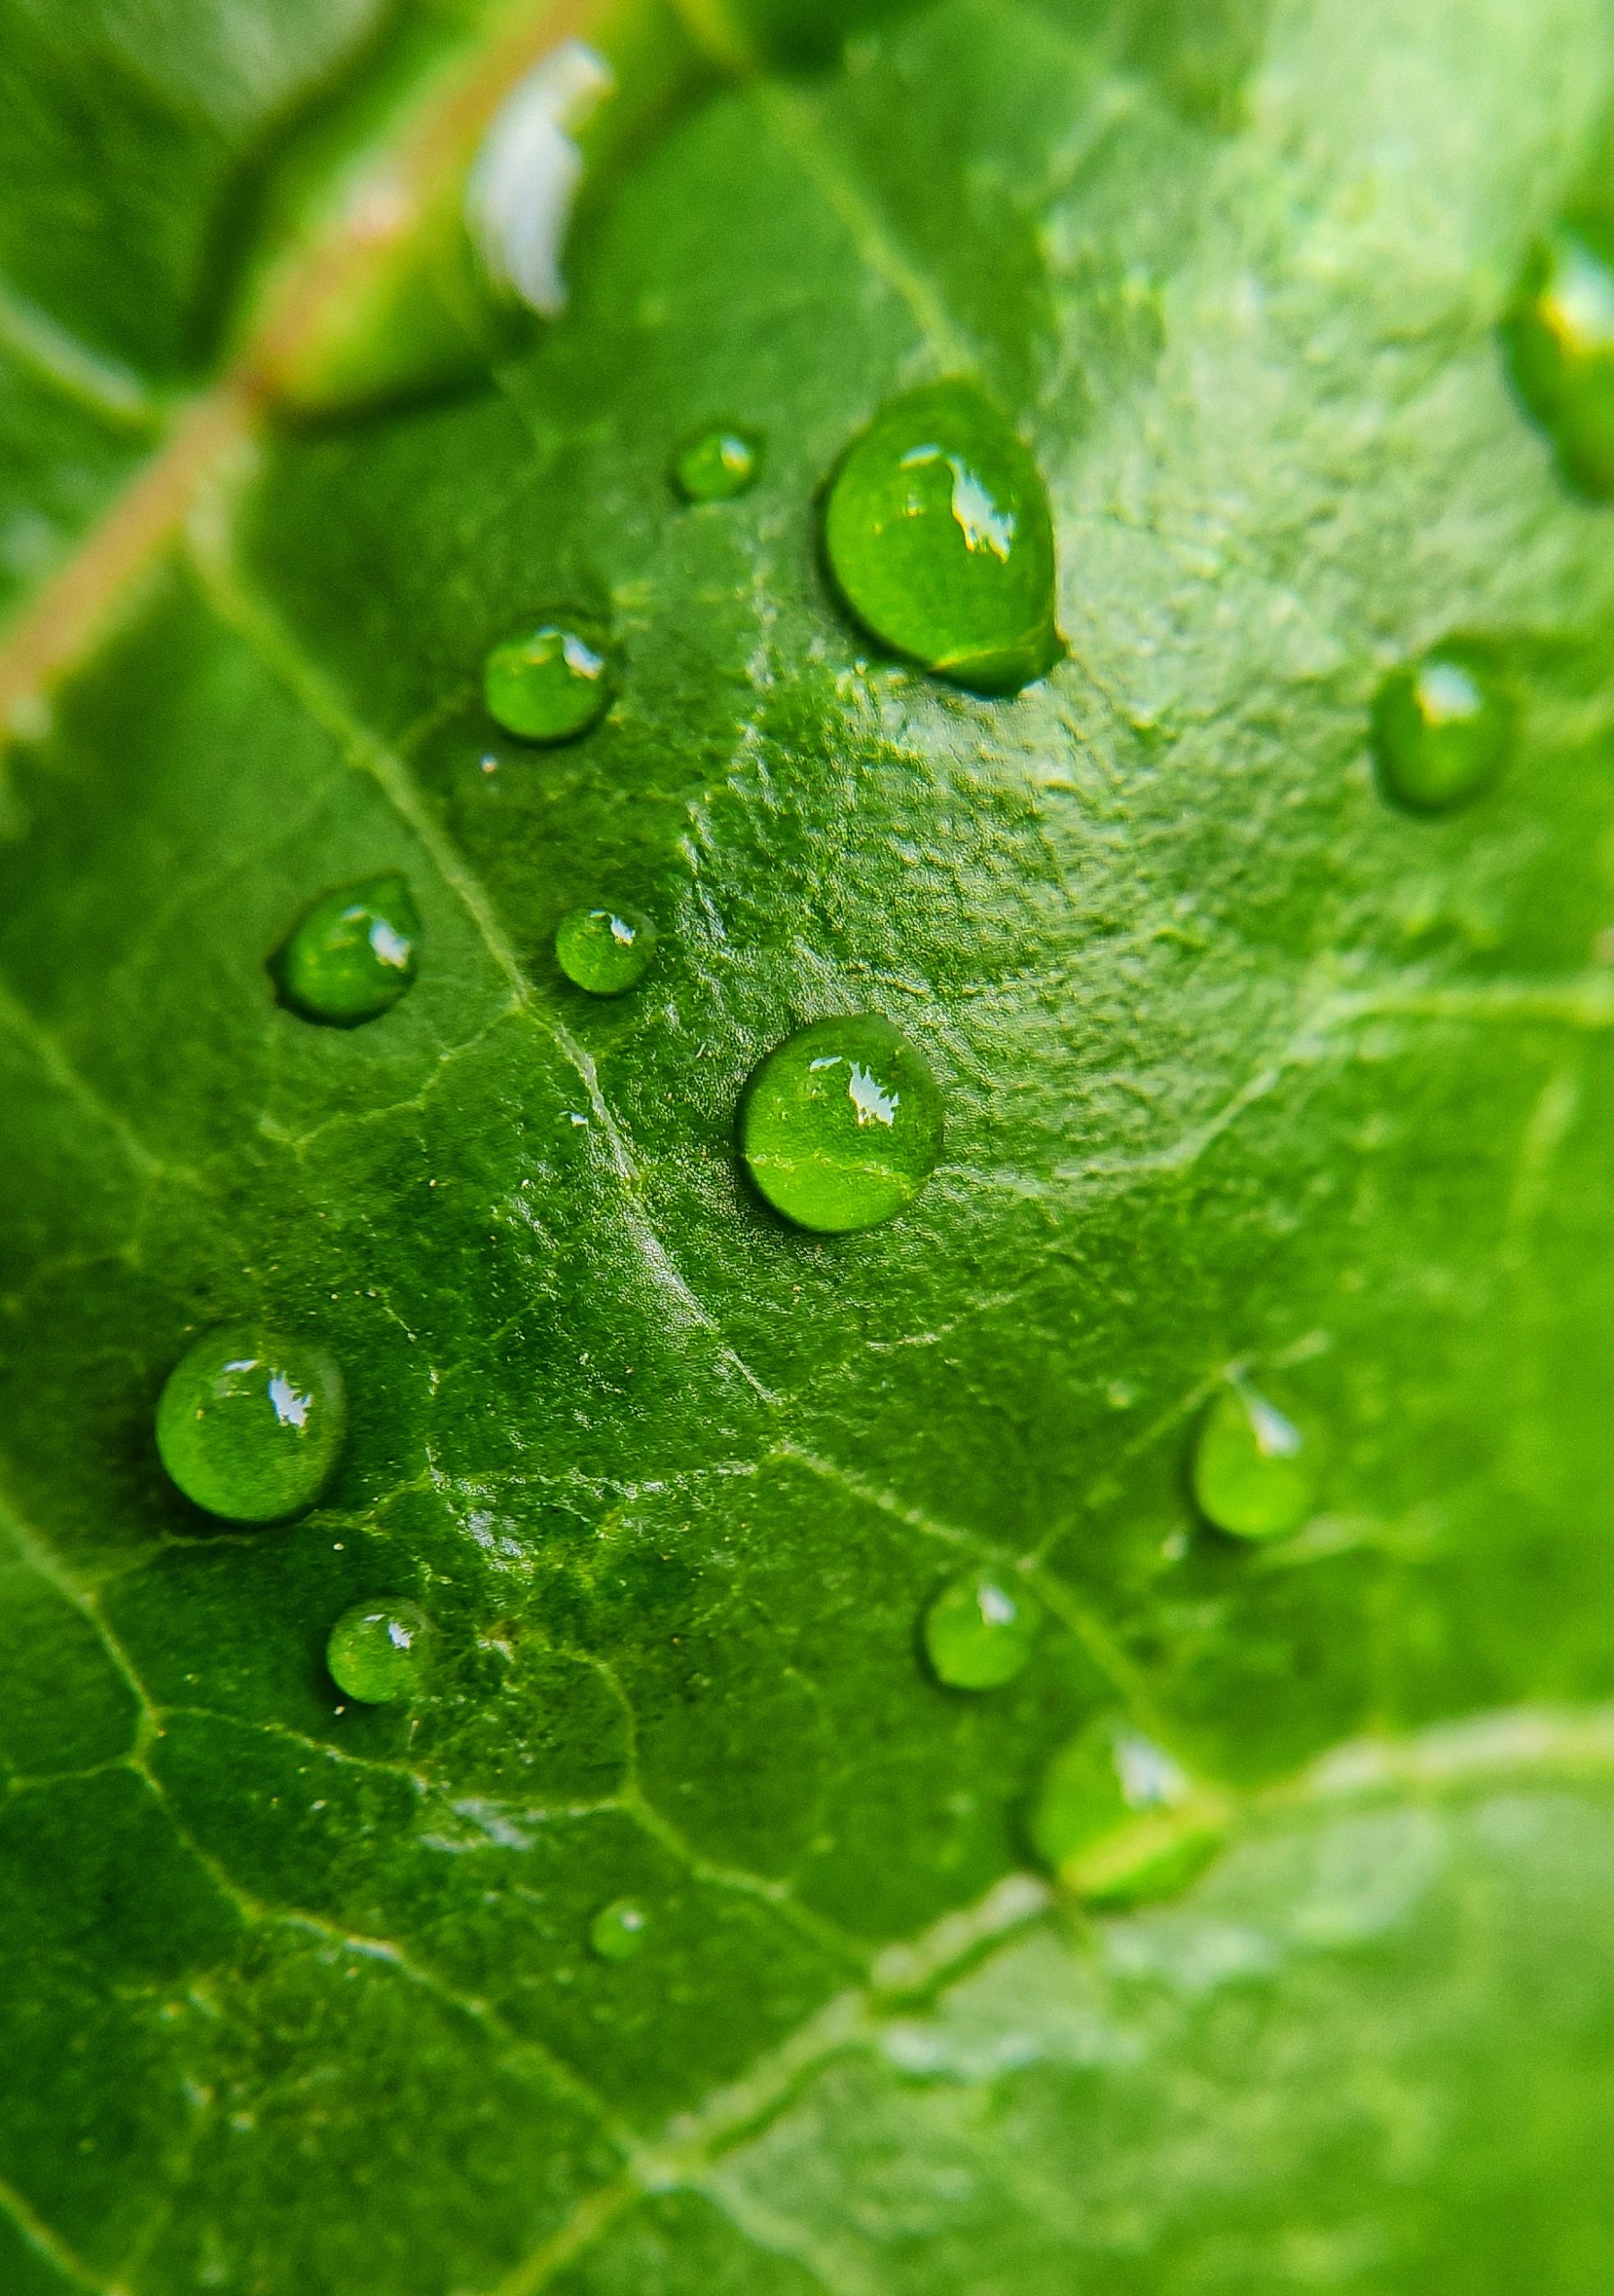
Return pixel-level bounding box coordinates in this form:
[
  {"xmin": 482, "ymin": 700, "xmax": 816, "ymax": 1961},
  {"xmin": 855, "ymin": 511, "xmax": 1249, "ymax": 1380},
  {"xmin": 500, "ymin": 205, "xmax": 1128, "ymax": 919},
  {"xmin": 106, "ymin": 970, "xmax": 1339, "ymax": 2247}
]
[{"xmin": 465, "ymin": 41, "xmax": 614, "ymax": 316}]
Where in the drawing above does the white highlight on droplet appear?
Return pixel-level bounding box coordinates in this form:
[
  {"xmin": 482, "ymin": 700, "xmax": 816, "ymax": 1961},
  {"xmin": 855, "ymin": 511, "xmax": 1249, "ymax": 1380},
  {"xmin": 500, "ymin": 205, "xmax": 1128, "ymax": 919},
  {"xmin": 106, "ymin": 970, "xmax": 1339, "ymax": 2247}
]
[
  {"xmin": 1113, "ymin": 1731, "xmax": 1189, "ymax": 1812},
  {"xmin": 465, "ymin": 41, "xmax": 614, "ymax": 317},
  {"xmin": 368, "ymin": 918, "xmax": 412, "ymax": 970},
  {"xmin": 267, "ymin": 1373, "xmax": 312, "ymax": 1431}
]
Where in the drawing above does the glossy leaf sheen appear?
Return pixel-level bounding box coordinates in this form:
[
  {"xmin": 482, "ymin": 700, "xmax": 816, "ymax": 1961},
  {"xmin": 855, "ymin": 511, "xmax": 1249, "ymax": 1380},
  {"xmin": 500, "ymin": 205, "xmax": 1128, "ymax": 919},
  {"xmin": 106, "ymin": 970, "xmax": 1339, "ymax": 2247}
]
[{"xmin": 4, "ymin": 0, "xmax": 1614, "ymax": 2291}]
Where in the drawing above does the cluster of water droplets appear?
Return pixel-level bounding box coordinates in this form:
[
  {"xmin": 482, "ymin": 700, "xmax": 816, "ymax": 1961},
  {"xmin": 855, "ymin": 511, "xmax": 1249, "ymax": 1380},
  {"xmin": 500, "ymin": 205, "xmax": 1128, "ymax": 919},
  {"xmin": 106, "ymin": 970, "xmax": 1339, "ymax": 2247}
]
[{"xmin": 149, "ymin": 196, "xmax": 1613, "ymax": 1933}]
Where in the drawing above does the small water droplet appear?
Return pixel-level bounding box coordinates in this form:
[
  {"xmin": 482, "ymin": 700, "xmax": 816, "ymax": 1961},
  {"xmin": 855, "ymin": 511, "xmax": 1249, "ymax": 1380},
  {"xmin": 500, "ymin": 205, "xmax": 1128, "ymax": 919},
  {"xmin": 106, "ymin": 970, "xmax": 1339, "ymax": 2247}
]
[
  {"xmin": 1193, "ymin": 1378, "xmax": 1313, "ymax": 1541},
  {"xmin": 1503, "ymin": 211, "xmax": 1614, "ymax": 496},
  {"xmin": 740, "ymin": 1013, "xmax": 944, "ymax": 1234},
  {"xmin": 156, "ymin": 1326, "xmax": 346, "ymax": 1525},
  {"xmin": 673, "ymin": 426, "xmax": 762, "ymax": 502},
  {"xmin": 589, "ymin": 1898, "xmax": 647, "ymax": 1961},
  {"xmin": 325, "ymin": 1599, "xmax": 434, "ymax": 1705},
  {"xmin": 273, "ymin": 874, "xmax": 421, "ymax": 1026},
  {"xmin": 484, "ymin": 622, "xmax": 611, "ymax": 744},
  {"xmin": 1371, "ymin": 642, "xmax": 1512, "ymax": 814},
  {"xmin": 555, "ymin": 905, "xmax": 656, "ymax": 995},
  {"xmin": 822, "ymin": 378, "xmax": 1061, "ymax": 695},
  {"xmin": 1032, "ymin": 1720, "xmax": 1228, "ymax": 1907},
  {"xmin": 923, "ymin": 1566, "xmax": 1038, "ymax": 1690}
]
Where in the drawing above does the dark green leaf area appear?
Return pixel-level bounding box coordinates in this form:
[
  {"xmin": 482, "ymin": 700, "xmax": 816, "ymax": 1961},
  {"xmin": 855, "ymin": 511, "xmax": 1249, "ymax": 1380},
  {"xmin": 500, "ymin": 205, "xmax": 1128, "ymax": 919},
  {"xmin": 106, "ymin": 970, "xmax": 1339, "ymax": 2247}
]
[
  {"xmin": 0, "ymin": 0, "xmax": 399, "ymax": 374},
  {"xmin": 6, "ymin": 0, "xmax": 1614, "ymax": 2291}
]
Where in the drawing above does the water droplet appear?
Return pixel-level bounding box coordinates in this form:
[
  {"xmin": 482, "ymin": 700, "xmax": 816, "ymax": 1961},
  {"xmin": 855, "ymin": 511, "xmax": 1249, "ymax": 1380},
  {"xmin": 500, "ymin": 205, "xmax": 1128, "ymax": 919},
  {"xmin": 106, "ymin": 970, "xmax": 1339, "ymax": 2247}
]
[
  {"xmin": 555, "ymin": 905, "xmax": 656, "ymax": 995},
  {"xmin": 1503, "ymin": 211, "xmax": 1614, "ymax": 496},
  {"xmin": 273, "ymin": 874, "xmax": 421, "ymax": 1026},
  {"xmin": 822, "ymin": 378, "xmax": 1061, "ymax": 695},
  {"xmin": 484, "ymin": 622, "xmax": 611, "ymax": 744},
  {"xmin": 589, "ymin": 1899, "xmax": 647, "ymax": 1961},
  {"xmin": 923, "ymin": 1566, "xmax": 1038, "ymax": 1689},
  {"xmin": 1031, "ymin": 1721, "xmax": 1228, "ymax": 1907},
  {"xmin": 156, "ymin": 1326, "xmax": 345, "ymax": 1525},
  {"xmin": 674, "ymin": 426, "xmax": 761, "ymax": 502},
  {"xmin": 740, "ymin": 1013, "xmax": 944, "ymax": 1234},
  {"xmin": 326, "ymin": 1600, "xmax": 434, "ymax": 1705},
  {"xmin": 1193, "ymin": 1379, "xmax": 1312, "ymax": 1541},
  {"xmin": 1371, "ymin": 642, "xmax": 1512, "ymax": 814}
]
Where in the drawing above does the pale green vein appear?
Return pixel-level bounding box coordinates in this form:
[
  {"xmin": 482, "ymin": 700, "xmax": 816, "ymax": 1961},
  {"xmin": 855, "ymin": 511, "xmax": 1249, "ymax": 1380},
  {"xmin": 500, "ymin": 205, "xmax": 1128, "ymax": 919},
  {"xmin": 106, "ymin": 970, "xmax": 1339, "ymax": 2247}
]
[
  {"xmin": 775, "ymin": 1439, "xmax": 1154, "ymax": 1711},
  {"xmin": 0, "ymin": 274, "xmax": 161, "ymax": 431},
  {"xmin": 188, "ymin": 531, "xmax": 778, "ymax": 1406},
  {"xmin": 488, "ymin": 1871, "xmax": 1054, "ymax": 2296},
  {"xmin": 0, "ymin": 972, "xmax": 201, "ymax": 1193},
  {"xmin": 0, "ymin": 1475, "xmax": 631, "ymax": 2157},
  {"xmin": 1044, "ymin": 966, "xmax": 1614, "ymax": 1196},
  {"xmin": 491, "ymin": 1700, "xmax": 1614, "ymax": 2294},
  {"xmin": 664, "ymin": 0, "xmax": 971, "ymax": 370},
  {"xmin": 0, "ymin": 2168, "xmax": 125, "ymax": 2296}
]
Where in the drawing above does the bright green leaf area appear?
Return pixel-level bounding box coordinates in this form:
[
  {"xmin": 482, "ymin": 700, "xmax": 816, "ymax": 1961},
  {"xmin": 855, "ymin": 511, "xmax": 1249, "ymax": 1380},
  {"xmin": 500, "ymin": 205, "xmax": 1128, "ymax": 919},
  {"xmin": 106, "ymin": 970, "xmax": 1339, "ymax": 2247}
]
[{"xmin": 4, "ymin": 0, "xmax": 1614, "ymax": 2290}]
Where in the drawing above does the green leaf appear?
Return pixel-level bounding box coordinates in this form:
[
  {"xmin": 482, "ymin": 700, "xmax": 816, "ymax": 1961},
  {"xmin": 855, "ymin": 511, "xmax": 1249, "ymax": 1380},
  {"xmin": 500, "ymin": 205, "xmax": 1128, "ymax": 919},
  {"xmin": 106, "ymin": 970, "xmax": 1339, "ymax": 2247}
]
[{"xmin": 3, "ymin": 0, "xmax": 1614, "ymax": 2289}]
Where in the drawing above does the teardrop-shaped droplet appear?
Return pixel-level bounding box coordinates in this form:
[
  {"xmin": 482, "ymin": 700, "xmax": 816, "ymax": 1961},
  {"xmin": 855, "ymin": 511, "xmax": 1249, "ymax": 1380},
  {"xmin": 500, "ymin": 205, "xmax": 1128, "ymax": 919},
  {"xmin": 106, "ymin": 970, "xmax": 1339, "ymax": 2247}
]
[
  {"xmin": 274, "ymin": 874, "xmax": 421, "ymax": 1027},
  {"xmin": 674, "ymin": 427, "xmax": 761, "ymax": 502},
  {"xmin": 923, "ymin": 1566, "xmax": 1038, "ymax": 1690},
  {"xmin": 822, "ymin": 378, "xmax": 1061, "ymax": 695},
  {"xmin": 1503, "ymin": 211, "xmax": 1614, "ymax": 497},
  {"xmin": 1032, "ymin": 1721, "xmax": 1228, "ymax": 1908},
  {"xmin": 555, "ymin": 905, "xmax": 656, "ymax": 995},
  {"xmin": 326, "ymin": 1600, "xmax": 434, "ymax": 1705},
  {"xmin": 740, "ymin": 1013, "xmax": 944, "ymax": 1234},
  {"xmin": 156, "ymin": 1326, "xmax": 346, "ymax": 1525},
  {"xmin": 1372, "ymin": 642, "xmax": 1512, "ymax": 814},
  {"xmin": 483, "ymin": 622, "xmax": 611, "ymax": 744},
  {"xmin": 589, "ymin": 1898, "xmax": 647, "ymax": 1961},
  {"xmin": 1193, "ymin": 1380, "xmax": 1313, "ymax": 1542}
]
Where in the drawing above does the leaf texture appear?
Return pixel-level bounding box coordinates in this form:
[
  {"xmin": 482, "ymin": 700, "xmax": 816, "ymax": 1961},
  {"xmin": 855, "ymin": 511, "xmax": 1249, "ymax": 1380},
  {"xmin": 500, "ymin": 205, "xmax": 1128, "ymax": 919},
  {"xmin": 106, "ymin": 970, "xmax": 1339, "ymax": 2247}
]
[{"xmin": 2, "ymin": 0, "xmax": 1614, "ymax": 2289}]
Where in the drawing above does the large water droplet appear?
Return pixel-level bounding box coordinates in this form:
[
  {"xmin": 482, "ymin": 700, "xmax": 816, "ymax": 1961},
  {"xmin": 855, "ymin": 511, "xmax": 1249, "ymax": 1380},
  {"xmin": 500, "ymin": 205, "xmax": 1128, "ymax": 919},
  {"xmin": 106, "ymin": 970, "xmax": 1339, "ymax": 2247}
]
[
  {"xmin": 674, "ymin": 426, "xmax": 761, "ymax": 502},
  {"xmin": 1031, "ymin": 1721, "xmax": 1228, "ymax": 1908},
  {"xmin": 555, "ymin": 905, "xmax": 656, "ymax": 996},
  {"xmin": 274, "ymin": 874, "xmax": 421, "ymax": 1026},
  {"xmin": 1193, "ymin": 1378, "xmax": 1312, "ymax": 1542},
  {"xmin": 923, "ymin": 1565, "xmax": 1038, "ymax": 1690},
  {"xmin": 156, "ymin": 1326, "xmax": 345, "ymax": 1525},
  {"xmin": 822, "ymin": 378, "xmax": 1061, "ymax": 695},
  {"xmin": 1372, "ymin": 642, "xmax": 1512, "ymax": 814},
  {"xmin": 589, "ymin": 1898, "xmax": 647, "ymax": 1961},
  {"xmin": 740, "ymin": 1013, "xmax": 944, "ymax": 1234},
  {"xmin": 484, "ymin": 622, "xmax": 611, "ymax": 744},
  {"xmin": 1503, "ymin": 211, "xmax": 1614, "ymax": 497},
  {"xmin": 326, "ymin": 1600, "xmax": 434, "ymax": 1705}
]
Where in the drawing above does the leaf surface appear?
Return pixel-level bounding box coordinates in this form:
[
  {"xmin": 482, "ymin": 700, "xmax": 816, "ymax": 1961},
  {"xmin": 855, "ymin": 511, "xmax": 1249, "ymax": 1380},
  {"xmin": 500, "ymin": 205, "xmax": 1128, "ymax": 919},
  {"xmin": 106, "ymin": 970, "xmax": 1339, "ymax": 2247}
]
[{"xmin": 3, "ymin": 0, "xmax": 1614, "ymax": 2289}]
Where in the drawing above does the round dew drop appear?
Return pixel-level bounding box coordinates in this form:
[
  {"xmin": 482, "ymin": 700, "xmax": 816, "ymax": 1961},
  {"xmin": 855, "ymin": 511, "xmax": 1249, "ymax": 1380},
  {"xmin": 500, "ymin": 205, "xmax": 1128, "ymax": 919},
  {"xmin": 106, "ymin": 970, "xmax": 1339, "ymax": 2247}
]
[
  {"xmin": 274, "ymin": 874, "xmax": 421, "ymax": 1026},
  {"xmin": 483, "ymin": 623, "xmax": 611, "ymax": 744},
  {"xmin": 589, "ymin": 1899, "xmax": 647, "ymax": 1961},
  {"xmin": 924, "ymin": 1566, "xmax": 1038, "ymax": 1690},
  {"xmin": 822, "ymin": 378, "xmax": 1061, "ymax": 695},
  {"xmin": 555, "ymin": 906, "xmax": 656, "ymax": 995},
  {"xmin": 326, "ymin": 1600, "xmax": 434, "ymax": 1705},
  {"xmin": 1503, "ymin": 211, "xmax": 1614, "ymax": 497},
  {"xmin": 740, "ymin": 1013, "xmax": 944, "ymax": 1234},
  {"xmin": 1193, "ymin": 1381, "xmax": 1313, "ymax": 1542},
  {"xmin": 1372, "ymin": 642, "xmax": 1512, "ymax": 814},
  {"xmin": 674, "ymin": 427, "xmax": 761, "ymax": 502},
  {"xmin": 1031, "ymin": 1721, "xmax": 1228, "ymax": 1909},
  {"xmin": 156, "ymin": 1326, "xmax": 346, "ymax": 1525}
]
